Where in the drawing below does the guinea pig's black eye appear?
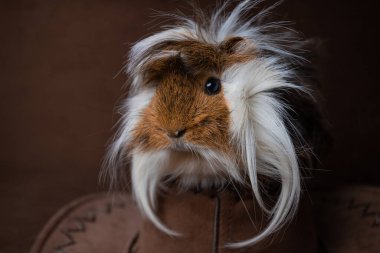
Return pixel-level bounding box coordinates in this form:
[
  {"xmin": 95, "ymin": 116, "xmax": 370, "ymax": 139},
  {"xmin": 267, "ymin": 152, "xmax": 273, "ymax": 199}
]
[{"xmin": 204, "ymin": 77, "xmax": 221, "ymax": 95}]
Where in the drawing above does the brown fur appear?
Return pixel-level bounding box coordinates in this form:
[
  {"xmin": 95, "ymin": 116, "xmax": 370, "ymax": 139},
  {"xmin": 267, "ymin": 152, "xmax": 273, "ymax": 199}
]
[
  {"xmin": 131, "ymin": 38, "xmax": 254, "ymax": 154},
  {"xmin": 141, "ymin": 37, "xmax": 253, "ymax": 82}
]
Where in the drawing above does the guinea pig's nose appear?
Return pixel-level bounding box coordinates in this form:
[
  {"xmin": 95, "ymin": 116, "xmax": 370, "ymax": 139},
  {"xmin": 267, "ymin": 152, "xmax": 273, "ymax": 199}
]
[{"xmin": 168, "ymin": 128, "xmax": 186, "ymax": 138}]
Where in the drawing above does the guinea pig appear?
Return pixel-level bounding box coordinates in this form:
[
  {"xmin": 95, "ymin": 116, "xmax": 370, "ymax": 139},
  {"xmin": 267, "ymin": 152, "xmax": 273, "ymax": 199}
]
[{"xmin": 103, "ymin": 0, "xmax": 329, "ymax": 248}]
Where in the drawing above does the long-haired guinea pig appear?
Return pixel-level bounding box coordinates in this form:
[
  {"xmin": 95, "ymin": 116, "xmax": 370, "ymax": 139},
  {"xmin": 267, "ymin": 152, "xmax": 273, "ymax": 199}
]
[{"xmin": 103, "ymin": 0, "xmax": 329, "ymax": 248}]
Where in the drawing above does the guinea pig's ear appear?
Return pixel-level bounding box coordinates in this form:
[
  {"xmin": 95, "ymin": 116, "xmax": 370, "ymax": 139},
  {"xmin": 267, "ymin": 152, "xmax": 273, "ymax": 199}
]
[
  {"xmin": 219, "ymin": 36, "xmax": 246, "ymax": 54},
  {"xmin": 219, "ymin": 37, "xmax": 256, "ymax": 67}
]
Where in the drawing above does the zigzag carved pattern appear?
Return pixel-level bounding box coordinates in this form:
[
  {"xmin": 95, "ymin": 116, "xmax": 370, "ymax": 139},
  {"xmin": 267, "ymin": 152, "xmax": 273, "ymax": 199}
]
[
  {"xmin": 316, "ymin": 194, "xmax": 380, "ymax": 229},
  {"xmin": 317, "ymin": 194, "xmax": 380, "ymax": 253},
  {"xmin": 54, "ymin": 201, "xmax": 126, "ymax": 253},
  {"xmin": 347, "ymin": 198, "xmax": 380, "ymax": 228}
]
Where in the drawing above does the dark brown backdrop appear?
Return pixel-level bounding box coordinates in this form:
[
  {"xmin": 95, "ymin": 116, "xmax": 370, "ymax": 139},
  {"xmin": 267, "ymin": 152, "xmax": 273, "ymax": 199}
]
[{"xmin": 1, "ymin": 0, "xmax": 379, "ymax": 252}]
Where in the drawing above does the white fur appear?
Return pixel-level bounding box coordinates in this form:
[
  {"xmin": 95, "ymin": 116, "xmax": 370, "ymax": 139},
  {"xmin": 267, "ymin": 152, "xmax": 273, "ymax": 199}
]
[
  {"xmin": 105, "ymin": 0, "xmax": 310, "ymax": 248},
  {"xmin": 222, "ymin": 59, "xmax": 303, "ymax": 247},
  {"xmin": 102, "ymin": 88, "xmax": 155, "ymax": 189},
  {"xmin": 131, "ymin": 148, "xmax": 241, "ymax": 236}
]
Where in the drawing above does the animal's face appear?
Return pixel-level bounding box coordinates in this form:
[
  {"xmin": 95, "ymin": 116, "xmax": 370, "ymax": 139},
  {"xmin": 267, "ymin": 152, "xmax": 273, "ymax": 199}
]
[
  {"xmin": 105, "ymin": 0, "xmax": 327, "ymax": 248},
  {"xmin": 131, "ymin": 39, "xmax": 251, "ymax": 155}
]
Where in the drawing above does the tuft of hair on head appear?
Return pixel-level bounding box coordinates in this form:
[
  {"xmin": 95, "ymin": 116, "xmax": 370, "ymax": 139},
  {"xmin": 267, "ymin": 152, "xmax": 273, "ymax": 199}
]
[{"xmin": 103, "ymin": 0, "xmax": 330, "ymax": 249}]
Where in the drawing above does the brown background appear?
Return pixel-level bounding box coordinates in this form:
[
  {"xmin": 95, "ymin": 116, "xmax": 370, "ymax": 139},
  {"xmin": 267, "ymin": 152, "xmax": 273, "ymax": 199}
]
[{"xmin": 1, "ymin": 0, "xmax": 379, "ymax": 252}]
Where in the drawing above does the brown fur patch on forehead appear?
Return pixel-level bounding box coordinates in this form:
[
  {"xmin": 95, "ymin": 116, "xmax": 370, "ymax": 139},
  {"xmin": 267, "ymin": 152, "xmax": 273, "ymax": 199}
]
[
  {"xmin": 142, "ymin": 54, "xmax": 188, "ymax": 85},
  {"xmin": 140, "ymin": 37, "xmax": 254, "ymax": 85}
]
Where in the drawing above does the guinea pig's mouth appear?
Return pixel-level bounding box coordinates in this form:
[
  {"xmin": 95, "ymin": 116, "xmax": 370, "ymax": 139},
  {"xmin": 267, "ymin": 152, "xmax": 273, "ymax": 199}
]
[{"xmin": 169, "ymin": 138, "xmax": 191, "ymax": 151}]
